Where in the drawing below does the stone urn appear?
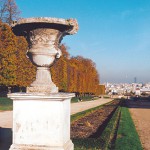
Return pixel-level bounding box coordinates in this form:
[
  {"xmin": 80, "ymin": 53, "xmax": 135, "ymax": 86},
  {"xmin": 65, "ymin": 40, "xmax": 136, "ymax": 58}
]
[{"xmin": 12, "ymin": 17, "xmax": 78, "ymax": 93}]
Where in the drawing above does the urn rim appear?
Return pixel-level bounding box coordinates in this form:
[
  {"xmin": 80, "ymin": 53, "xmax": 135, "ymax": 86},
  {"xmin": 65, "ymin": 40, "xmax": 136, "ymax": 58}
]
[{"xmin": 11, "ymin": 17, "xmax": 78, "ymax": 36}]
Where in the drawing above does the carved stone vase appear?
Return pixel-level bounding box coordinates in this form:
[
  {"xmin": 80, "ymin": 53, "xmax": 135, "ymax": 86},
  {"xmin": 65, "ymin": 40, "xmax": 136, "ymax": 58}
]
[{"xmin": 12, "ymin": 17, "xmax": 78, "ymax": 93}]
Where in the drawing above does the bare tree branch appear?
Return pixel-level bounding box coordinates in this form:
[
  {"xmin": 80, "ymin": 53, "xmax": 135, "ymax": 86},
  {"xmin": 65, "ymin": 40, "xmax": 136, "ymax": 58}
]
[{"xmin": 0, "ymin": 0, "xmax": 20, "ymax": 25}]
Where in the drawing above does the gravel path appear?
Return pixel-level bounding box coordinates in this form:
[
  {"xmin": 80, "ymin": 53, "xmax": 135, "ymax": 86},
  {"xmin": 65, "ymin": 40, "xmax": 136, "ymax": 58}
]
[
  {"xmin": 128, "ymin": 100, "xmax": 150, "ymax": 150},
  {"xmin": 0, "ymin": 111, "xmax": 13, "ymax": 128},
  {"xmin": 71, "ymin": 98, "xmax": 112, "ymax": 115},
  {"xmin": 0, "ymin": 111, "xmax": 12, "ymax": 150}
]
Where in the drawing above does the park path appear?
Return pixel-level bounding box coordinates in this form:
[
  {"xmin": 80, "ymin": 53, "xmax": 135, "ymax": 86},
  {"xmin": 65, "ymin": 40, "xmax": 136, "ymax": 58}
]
[
  {"xmin": 0, "ymin": 98, "xmax": 113, "ymax": 128},
  {"xmin": 71, "ymin": 98, "xmax": 112, "ymax": 115},
  {"xmin": 128, "ymin": 100, "xmax": 150, "ymax": 150},
  {"xmin": 0, "ymin": 111, "xmax": 13, "ymax": 128}
]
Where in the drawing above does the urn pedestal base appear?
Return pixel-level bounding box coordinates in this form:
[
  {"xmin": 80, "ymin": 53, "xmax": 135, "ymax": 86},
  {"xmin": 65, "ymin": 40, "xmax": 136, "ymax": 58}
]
[
  {"xmin": 7, "ymin": 93, "xmax": 74, "ymax": 150},
  {"xmin": 27, "ymin": 86, "xmax": 58, "ymax": 94},
  {"xmin": 27, "ymin": 67, "xmax": 58, "ymax": 94}
]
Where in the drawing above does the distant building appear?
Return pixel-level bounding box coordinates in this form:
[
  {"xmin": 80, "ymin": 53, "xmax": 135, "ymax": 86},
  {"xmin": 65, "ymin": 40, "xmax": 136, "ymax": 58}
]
[
  {"xmin": 135, "ymin": 88, "xmax": 141, "ymax": 96},
  {"xmin": 134, "ymin": 77, "xmax": 137, "ymax": 83}
]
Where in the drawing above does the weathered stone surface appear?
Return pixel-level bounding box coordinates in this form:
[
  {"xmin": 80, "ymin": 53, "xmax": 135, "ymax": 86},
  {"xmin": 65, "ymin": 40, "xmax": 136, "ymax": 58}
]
[
  {"xmin": 27, "ymin": 67, "xmax": 58, "ymax": 93},
  {"xmin": 8, "ymin": 93, "xmax": 75, "ymax": 150},
  {"xmin": 9, "ymin": 140, "xmax": 73, "ymax": 150},
  {"xmin": 12, "ymin": 17, "xmax": 78, "ymax": 35}
]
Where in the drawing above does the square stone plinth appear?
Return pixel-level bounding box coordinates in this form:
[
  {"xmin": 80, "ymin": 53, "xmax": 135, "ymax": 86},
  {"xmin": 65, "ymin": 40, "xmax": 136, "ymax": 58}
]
[{"xmin": 7, "ymin": 93, "xmax": 74, "ymax": 150}]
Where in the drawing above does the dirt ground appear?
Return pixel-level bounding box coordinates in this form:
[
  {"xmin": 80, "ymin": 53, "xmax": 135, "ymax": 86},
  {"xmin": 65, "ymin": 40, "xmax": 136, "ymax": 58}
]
[
  {"xmin": 128, "ymin": 100, "xmax": 150, "ymax": 150},
  {"xmin": 71, "ymin": 100, "xmax": 120, "ymax": 138}
]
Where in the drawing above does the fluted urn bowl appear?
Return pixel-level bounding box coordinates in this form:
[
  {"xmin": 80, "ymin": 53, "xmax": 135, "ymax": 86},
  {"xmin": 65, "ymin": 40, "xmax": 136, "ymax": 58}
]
[{"xmin": 12, "ymin": 17, "xmax": 78, "ymax": 93}]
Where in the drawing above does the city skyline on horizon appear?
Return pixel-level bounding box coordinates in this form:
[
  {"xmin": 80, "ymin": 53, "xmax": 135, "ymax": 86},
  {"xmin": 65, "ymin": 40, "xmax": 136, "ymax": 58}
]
[
  {"xmin": 16, "ymin": 0, "xmax": 150, "ymax": 83},
  {"xmin": 101, "ymin": 76, "xmax": 150, "ymax": 84}
]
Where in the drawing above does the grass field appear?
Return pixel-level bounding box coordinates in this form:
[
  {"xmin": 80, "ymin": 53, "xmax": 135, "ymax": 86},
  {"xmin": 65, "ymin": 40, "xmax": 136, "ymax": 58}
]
[
  {"xmin": 0, "ymin": 97, "xmax": 13, "ymax": 111},
  {"xmin": 71, "ymin": 96, "xmax": 98, "ymax": 103},
  {"xmin": 114, "ymin": 106, "xmax": 143, "ymax": 150}
]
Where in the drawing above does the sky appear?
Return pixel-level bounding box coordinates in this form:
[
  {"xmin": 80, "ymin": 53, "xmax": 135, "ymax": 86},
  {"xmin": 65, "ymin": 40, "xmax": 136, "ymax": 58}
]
[{"xmin": 16, "ymin": 0, "xmax": 150, "ymax": 84}]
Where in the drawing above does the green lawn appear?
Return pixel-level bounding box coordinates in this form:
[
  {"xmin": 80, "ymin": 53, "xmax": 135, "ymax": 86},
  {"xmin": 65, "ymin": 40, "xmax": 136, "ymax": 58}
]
[
  {"xmin": 71, "ymin": 96, "xmax": 98, "ymax": 103},
  {"xmin": 115, "ymin": 106, "xmax": 143, "ymax": 150},
  {"xmin": 0, "ymin": 97, "xmax": 13, "ymax": 111}
]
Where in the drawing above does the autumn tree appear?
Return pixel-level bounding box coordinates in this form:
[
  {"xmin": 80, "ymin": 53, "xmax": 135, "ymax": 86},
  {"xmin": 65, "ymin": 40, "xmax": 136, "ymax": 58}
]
[
  {"xmin": 0, "ymin": 21, "xmax": 36, "ymax": 91},
  {"xmin": 67, "ymin": 58, "xmax": 78, "ymax": 93},
  {"xmin": 0, "ymin": 21, "xmax": 17, "ymax": 86},
  {"xmin": 67, "ymin": 56, "xmax": 100, "ymax": 96},
  {"xmin": 51, "ymin": 44, "xmax": 69, "ymax": 92},
  {"xmin": 99, "ymin": 85, "xmax": 106, "ymax": 95},
  {"xmin": 0, "ymin": 0, "xmax": 20, "ymax": 25}
]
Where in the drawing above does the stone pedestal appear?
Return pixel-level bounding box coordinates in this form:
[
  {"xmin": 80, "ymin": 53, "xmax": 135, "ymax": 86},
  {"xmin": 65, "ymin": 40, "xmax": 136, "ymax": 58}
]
[{"xmin": 8, "ymin": 93, "xmax": 74, "ymax": 150}]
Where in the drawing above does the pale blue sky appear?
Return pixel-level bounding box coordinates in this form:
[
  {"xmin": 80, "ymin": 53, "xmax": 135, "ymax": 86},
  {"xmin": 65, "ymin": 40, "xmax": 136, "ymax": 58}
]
[{"xmin": 16, "ymin": 0, "xmax": 150, "ymax": 83}]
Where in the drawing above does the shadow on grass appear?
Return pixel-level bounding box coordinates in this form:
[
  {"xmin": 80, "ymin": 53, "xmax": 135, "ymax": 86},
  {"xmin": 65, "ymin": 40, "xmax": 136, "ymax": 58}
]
[{"xmin": 0, "ymin": 127, "xmax": 12, "ymax": 150}]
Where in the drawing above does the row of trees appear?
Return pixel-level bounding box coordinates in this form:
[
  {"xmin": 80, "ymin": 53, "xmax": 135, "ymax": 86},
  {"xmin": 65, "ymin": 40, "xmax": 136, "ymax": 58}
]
[
  {"xmin": 0, "ymin": 22, "xmax": 103, "ymax": 95},
  {"xmin": 51, "ymin": 45, "xmax": 100, "ymax": 95}
]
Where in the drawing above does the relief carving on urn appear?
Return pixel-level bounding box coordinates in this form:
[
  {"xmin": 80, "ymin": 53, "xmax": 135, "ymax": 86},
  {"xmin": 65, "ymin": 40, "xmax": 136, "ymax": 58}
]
[
  {"xmin": 12, "ymin": 17, "xmax": 78, "ymax": 94},
  {"xmin": 29, "ymin": 29, "xmax": 62, "ymax": 59}
]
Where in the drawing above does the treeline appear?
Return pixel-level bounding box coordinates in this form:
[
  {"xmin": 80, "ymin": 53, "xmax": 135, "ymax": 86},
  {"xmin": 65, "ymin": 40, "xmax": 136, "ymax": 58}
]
[{"xmin": 51, "ymin": 45, "xmax": 100, "ymax": 96}]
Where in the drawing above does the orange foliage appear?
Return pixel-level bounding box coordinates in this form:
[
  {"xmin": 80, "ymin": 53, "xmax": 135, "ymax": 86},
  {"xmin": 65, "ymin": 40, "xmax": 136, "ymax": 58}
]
[
  {"xmin": 96, "ymin": 84, "xmax": 106, "ymax": 96},
  {"xmin": 51, "ymin": 45, "xmax": 100, "ymax": 95},
  {"xmin": 0, "ymin": 22, "xmax": 36, "ymax": 87},
  {"xmin": 0, "ymin": 22, "xmax": 17, "ymax": 86}
]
